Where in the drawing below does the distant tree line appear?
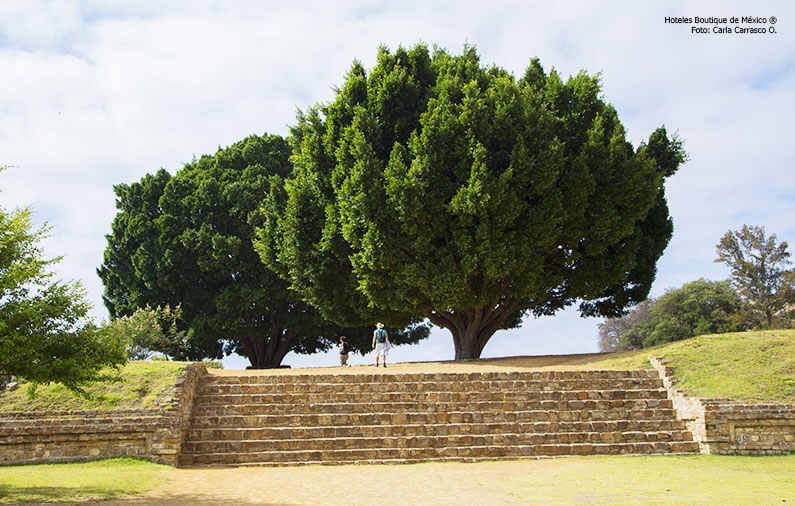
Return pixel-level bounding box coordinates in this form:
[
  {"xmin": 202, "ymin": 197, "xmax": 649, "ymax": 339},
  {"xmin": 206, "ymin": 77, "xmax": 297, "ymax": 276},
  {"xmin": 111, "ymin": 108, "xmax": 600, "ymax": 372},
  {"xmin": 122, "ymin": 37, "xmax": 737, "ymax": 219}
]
[{"xmin": 599, "ymin": 225, "xmax": 795, "ymax": 352}]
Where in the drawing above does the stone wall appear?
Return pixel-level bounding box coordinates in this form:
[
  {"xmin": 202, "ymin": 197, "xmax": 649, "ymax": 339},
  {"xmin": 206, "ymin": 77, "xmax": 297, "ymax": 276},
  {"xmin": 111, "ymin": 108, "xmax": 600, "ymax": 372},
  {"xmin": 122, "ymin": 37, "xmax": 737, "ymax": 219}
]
[
  {"xmin": 650, "ymin": 357, "xmax": 794, "ymax": 455},
  {"xmin": 701, "ymin": 402, "xmax": 795, "ymax": 455},
  {"xmin": 0, "ymin": 362, "xmax": 207, "ymax": 466}
]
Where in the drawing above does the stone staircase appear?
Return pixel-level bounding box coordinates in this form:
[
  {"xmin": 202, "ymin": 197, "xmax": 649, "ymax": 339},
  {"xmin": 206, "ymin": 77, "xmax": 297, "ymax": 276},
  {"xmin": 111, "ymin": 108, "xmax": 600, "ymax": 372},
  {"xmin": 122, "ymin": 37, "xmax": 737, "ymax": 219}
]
[{"xmin": 178, "ymin": 369, "xmax": 698, "ymax": 467}]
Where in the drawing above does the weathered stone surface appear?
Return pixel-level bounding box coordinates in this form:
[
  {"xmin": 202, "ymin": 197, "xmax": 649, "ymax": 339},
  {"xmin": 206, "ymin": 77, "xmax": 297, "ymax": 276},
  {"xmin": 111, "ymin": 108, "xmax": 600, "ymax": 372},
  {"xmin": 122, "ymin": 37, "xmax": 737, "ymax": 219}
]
[
  {"xmin": 0, "ymin": 362, "xmax": 207, "ymax": 466},
  {"xmin": 650, "ymin": 356, "xmax": 794, "ymax": 455},
  {"xmin": 179, "ymin": 369, "xmax": 699, "ymax": 466}
]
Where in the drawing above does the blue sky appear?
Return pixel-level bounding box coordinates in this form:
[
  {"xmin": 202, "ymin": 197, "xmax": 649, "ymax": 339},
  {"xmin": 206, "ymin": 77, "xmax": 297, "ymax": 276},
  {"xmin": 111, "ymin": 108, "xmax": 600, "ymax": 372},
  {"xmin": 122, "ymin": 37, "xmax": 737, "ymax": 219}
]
[{"xmin": 1, "ymin": 1, "xmax": 793, "ymax": 368}]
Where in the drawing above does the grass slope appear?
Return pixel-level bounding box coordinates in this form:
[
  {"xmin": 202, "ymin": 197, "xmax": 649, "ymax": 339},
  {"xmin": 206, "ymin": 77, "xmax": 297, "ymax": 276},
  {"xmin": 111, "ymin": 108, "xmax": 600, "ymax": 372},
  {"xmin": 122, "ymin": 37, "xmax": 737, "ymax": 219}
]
[
  {"xmin": 586, "ymin": 329, "xmax": 794, "ymax": 403},
  {"xmin": 0, "ymin": 360, "xmax": 187, "ymax": 412}
]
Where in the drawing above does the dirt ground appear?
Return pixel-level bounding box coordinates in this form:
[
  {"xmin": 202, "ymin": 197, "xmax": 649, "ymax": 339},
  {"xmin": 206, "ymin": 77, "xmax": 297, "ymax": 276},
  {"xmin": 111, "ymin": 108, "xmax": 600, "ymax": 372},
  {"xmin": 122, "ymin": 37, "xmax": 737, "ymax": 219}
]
[
  {"xmin": 99, "ymin": 459, "xmax": 569, "ymax": 506},
  {"xmin": 100, "ymin": 355, "xmax": 633, "ymax": 506}
]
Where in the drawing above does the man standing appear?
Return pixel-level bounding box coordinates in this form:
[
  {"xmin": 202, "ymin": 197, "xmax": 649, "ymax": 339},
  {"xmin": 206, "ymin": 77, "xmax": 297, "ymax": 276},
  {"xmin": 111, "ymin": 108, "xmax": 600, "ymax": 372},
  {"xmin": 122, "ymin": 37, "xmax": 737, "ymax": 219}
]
[{"xmin": 372, "ymin": 322, "xmax": 390, "ymax": 367}]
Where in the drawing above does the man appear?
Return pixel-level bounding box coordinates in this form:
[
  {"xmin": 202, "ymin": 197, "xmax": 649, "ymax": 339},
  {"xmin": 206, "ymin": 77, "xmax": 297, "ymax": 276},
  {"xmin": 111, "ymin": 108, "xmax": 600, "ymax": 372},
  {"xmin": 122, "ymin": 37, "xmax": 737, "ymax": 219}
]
[{"xmin": 371, "ymin": 322, "xmax": 390, "ymax": 367}]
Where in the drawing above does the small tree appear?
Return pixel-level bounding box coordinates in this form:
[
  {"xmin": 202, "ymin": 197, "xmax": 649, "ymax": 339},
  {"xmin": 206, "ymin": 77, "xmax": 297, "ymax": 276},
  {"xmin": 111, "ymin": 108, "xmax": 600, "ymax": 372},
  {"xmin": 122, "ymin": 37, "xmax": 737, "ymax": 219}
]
[
  {"xmin": 0, "ymin": 182, "xmax": 126, "ymax": 392},
  {"xmin": 715, "ymin": 225, "xmax": 793, "ymax": 328},
  {"xmin": 642, "ymin": 279, "xmax": 742, "ymax": 347},
  {"xmin": 104, "ymin": 305, "xmax": 190, "ymax": 360},
  {"xmin": 598, "ymin": 279, "xmax": 743, "ymax": 351},
  {"xmin": 597, "ymin": 299, "xmax": 654, "ymax": 352}
]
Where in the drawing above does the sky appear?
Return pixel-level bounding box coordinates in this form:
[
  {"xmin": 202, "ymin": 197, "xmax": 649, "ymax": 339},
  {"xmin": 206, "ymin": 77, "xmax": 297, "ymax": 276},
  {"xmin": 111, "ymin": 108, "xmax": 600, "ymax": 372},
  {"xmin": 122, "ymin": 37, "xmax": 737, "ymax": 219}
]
[{"xmin": 1, "ymin": 0, "xmax": 793, "ymax": 369}]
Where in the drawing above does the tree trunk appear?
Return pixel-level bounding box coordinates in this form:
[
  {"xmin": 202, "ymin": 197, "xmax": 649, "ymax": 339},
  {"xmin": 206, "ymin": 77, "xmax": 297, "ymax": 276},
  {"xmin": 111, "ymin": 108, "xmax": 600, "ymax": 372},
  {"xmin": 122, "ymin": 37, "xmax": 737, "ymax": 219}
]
[
  {"xmin": 426, "ymin": 301, "xmax": 522, "ymax": 360},
  {"xmin": 238, "ymin": 324, "xmax": 298, "ymax": 368}
]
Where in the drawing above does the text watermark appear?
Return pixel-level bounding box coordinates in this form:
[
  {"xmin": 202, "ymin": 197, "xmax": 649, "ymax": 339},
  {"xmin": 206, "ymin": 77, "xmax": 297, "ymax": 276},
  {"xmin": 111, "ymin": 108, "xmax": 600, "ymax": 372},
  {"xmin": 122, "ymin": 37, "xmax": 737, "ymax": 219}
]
[{"xmin": 665, "ymin": 15, "xmax": 779, "ymax": 36}]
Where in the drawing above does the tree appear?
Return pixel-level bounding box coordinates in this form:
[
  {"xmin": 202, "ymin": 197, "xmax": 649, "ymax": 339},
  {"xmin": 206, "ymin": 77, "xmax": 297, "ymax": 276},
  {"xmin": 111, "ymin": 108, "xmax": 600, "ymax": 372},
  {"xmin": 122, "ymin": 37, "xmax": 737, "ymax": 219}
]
[
  {"xmin": 598, "ymin": 279, "xmax": 743, "ymax": 351},
  {"xmin": 99, "ymin": 134, "xmax": 428, "ymax": 368},
  {"xmin": 643, "ymin": 279, "xmax": 742, "ymax": 347},
  {"xmin": 715, "ymin": 225, "xmax": 794, "ymax": 328},
  {"xmin": 267, "ymin": 44, "xmax": 687, "ymax": 359},
  {"xmin": 0, "ymin": 186, "xmax": 126, "ymax": 392},
  {"xmin": 597, "ymin": 298, "xmax": 654, "ymax": 352},
  {"xmin": 104, "ymin": 305, "xmax": 190, "ymax": 360}
]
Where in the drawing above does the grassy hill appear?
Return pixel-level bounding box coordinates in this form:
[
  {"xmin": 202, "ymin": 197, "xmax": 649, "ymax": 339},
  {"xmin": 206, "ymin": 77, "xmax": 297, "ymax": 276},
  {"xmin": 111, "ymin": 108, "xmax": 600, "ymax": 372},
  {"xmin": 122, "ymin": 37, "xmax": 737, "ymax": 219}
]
[
  {"xmin": 0, "ymin": 360, "xmax": 188, "ymax": 412},
  {"xmin": 580, "ymin": 329, "xmax": 794, "ymax": 403},
  {"xmin": 0, "ymin": 329, "xmax": 792, "ymax": 412}
]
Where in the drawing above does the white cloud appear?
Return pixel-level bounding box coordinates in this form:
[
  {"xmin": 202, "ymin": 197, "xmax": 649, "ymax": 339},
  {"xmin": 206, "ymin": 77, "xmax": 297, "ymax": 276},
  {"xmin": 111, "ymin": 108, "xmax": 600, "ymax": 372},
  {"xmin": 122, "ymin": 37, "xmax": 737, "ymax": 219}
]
[{"xmin": 1, "ymin": 0, "xmax": 793, "ymax": 367}]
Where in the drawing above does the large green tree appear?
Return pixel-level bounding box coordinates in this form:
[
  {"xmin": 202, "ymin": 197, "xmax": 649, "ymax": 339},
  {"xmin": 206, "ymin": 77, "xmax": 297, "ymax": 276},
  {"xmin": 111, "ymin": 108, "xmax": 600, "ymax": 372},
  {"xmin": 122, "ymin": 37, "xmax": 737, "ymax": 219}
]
[
  {"xmin": 100, "ymin": 134, "xmax": 427, "ymax": 368},
  {"xmin": 0, "ymin": 186, "xmax": 126, "ymax": 391},
  {"xmin": 266, "ymin": 44, "xmax": 687, "ymax": 359},
  {"xmin": 715, "ymin": 225, "xmax": 794, "ymax": 328}
]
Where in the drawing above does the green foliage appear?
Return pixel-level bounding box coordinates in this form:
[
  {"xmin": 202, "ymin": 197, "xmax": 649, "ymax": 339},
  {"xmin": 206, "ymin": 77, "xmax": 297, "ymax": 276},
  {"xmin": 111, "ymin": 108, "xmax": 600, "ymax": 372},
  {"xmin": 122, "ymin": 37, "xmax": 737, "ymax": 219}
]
[
  {"xmin": 270, "ymin": 44, "xmax": 686, "ymax": 359},
  {"xmin": 0, "ymin": 180, "xmax": 126, "ymax": 393},
  {"xmin": 597, "ymin": 298, "xmax": 654, "ymax": 352},
  {"xmin": 99, "ymin": 134, "xmax": 425, "ymax": 367},
  {"xmin": 0, "ymin": 360, "xmax": 186, "ymax": 412},
  {"xmin": 715, "ymin": 225, "xmax": 794, "ymax": 328},
  {"xmin": 598, "ymin": 279, "xmax": 742, "ymax": 351},
  {"xmin": 104, "ymin": 305, "xmax": 190, "ymax": 360}
]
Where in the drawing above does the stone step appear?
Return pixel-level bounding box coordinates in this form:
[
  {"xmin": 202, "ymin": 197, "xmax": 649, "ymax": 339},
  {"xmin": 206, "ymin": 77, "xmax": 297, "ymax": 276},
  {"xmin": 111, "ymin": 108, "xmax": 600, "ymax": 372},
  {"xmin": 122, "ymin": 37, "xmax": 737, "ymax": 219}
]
[
  {"xmin": 201, "ymin": 370, "xmax": 661, "ymax": 385},
  {"xmin": 180, "ymin": 369, "xmax": 697, "ymax": 467},
  {"xmin": 197, "ymin": 376, "xmax": 664, "ymax": 394},
  {"xmin": 182, "ymin": 430, "xmax": 695, "ymax": 456},
  {"xmin": 189, "ymin": 398, "xmax": 675, "ymax": 420},
  {"xmin": 184, "ymin": 419, "xmax": 690, "ymax": 442},
  {"xmin": 187, "ymin": 407, "xmax": 683, "ymax": 431},
  {"xmin": 179, "ymin": 440, "xmax": 700, "ymax": 467},
  {"xmin": 192, "ymin": 388, "xmax": 669, "ymax": 407}
]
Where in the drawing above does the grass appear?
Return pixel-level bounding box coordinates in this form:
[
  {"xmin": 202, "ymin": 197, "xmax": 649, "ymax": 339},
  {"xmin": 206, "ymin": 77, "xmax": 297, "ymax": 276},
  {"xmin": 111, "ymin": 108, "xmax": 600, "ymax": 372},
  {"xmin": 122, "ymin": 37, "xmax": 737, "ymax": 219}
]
[
  {"xmin": 500, "ymin": 454, "xmax": 795, "ymax": 505},
  {"xmin": 476, "ymin": 329, "xmax": 794, "ymax": 403},
  {"xmin": 0, "ymin": 361, "xmax": 188, "ymax": 412},
  {"xmin": 0, "ymin": 457, "xmax": 171, "ymax": 504},
  {"xmin": 588, "ymin": 329, "xmax": 795, "ymax": 403}
]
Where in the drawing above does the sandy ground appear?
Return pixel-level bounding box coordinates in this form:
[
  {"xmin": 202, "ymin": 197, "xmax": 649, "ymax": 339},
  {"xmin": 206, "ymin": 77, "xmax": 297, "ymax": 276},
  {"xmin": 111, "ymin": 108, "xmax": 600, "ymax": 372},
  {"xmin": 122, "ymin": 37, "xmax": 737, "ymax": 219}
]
[
  {"xmin": 99, "ymin": 459, "xmax": 570, "ymax": 506},
  {"xmin": 99, "ymin": 355, "xmax": 634, "ymax": 506}
]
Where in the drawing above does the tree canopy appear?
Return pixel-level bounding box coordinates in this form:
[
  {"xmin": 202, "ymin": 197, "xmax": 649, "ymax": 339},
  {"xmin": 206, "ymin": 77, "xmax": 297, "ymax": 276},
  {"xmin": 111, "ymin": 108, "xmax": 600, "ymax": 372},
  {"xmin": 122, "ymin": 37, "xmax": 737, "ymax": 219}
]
[
  {"xmin": 264, "ymin": 44, "xmax": 687, "ymax": 359},
  {"xmin": 715, "ymin": 224, "xmax": 794, "ymax": 328},
  {"xmin": 99, "ymin": 134, "xmax": 428, "ymax": 368},
  {"xmin": 0, "ymin": 182, "xmax": 126, "ymax": 392}
]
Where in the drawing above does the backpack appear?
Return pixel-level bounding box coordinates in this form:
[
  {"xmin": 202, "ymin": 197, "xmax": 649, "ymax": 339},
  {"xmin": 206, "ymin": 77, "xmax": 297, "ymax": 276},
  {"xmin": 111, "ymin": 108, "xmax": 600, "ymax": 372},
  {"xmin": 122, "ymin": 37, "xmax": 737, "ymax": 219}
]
[{"xmin": 375, "ymin": 328, "xmax": 387, "ymax": 343}]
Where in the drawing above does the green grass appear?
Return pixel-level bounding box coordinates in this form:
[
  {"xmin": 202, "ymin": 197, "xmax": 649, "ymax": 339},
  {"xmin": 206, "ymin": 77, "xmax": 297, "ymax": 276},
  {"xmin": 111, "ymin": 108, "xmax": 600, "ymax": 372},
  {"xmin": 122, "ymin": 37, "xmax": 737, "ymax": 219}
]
[
  {"xmin": 583, "ymin": 329, "xmax": 795, "ymax": 403},
  {"xmin": 502, "ymin": 454, "xmax": 794, "ymax": 505},
  {"xmin": 0, "ymin": 361, "xmax": 188, "ymax": 412},
  {"xmin": 0, "ymin": 457, "xmax": 171, "ymax": 504}
]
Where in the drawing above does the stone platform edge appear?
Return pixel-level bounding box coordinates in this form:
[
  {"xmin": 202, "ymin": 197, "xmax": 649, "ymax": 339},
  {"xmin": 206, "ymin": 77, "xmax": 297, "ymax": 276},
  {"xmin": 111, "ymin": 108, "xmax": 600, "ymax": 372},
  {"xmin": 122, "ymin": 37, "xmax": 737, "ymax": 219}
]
[
  {"xmin": 649, "ymin": 356, "xmax": 794, "ymax": 455},
  {"xmin": 2, "ymin": 359, "xmax": 793, "ymax": 466},
  {"xmin": 0, "ymin": 362, "xmax": 208, "ymax": 466}
]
